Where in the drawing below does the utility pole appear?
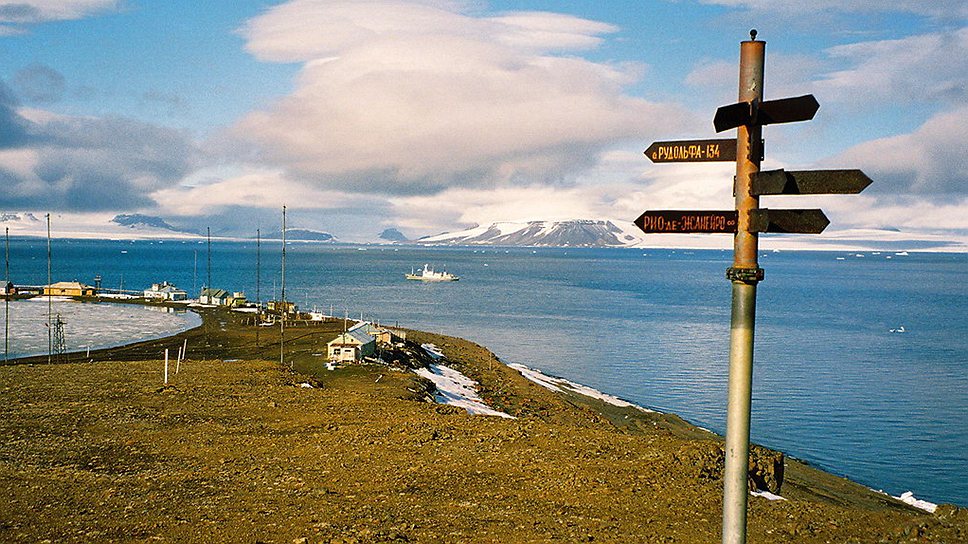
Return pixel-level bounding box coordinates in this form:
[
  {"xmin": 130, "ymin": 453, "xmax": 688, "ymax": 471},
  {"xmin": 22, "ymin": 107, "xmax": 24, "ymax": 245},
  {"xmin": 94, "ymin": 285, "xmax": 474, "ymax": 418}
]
[
  {"xmin": 206, "ymin": 227, "xmax": 212, "ymax": 296},
  {"xmin": 280, "ymin": 206, "xmax": 287, "ymax": 369},
  {"xmin": 46, "ymin": 214, "xmax": 52, "ymax": 364},
  {"xmin": 4, "ymin": 227, "xmax": 9, "ymax": 363}
]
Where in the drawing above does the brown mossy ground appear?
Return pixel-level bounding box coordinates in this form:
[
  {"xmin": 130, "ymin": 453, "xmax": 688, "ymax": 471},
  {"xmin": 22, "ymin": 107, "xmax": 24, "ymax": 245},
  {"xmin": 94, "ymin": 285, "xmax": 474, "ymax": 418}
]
[{"xmin": 1, "ymin": 307, "xmax": 965, "ymax": 543}]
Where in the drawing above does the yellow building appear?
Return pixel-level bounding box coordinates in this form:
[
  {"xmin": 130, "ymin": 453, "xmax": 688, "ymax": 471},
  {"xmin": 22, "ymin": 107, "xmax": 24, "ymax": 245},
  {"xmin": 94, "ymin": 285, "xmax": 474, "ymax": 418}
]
[{"xmin": 43, "ymin": 281, "xmax": 96, "ymax": 297}]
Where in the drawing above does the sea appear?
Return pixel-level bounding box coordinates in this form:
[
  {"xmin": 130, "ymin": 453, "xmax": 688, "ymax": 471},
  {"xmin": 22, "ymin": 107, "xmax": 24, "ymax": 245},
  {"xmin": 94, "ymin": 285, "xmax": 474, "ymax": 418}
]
[{"xmin": 2, "ymin": 237, "xmax": 966, "ymax": 507}]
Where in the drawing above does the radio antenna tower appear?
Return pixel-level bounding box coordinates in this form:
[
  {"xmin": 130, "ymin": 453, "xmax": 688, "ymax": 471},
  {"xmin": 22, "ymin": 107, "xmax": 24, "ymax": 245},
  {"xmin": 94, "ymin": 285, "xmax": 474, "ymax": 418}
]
[{"xmin": 52, "ymin": 313, "xmax": 66, "ymax": 359}]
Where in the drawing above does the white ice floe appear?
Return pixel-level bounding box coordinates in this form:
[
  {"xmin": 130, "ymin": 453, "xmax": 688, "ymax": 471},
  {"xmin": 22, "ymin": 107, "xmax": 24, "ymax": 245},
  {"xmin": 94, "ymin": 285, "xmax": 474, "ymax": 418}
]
[
  {"xmin": 508, "ymin": 363, "xmax": 655, "ymax": 413},
  {"xmin": 414, "ymin": 363, "xmax": 514, "ymax": 419},
  {"xmin": 894, "ymin": 491, "xmax": 938, "ymax": 513},
  {"xmin": 750, "ymin": 489, "xmax": 786, "ymax": 501}
]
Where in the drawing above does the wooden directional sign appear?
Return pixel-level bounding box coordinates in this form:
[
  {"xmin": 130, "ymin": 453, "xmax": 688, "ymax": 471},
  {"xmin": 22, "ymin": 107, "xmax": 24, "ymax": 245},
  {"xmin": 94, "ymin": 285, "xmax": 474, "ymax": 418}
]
[
  {"xmin": 645, "ymin": 139, "xmax": 737, "ymax": 163},
  {"xmin": 635, "ymin": 210, "xmax": 738, "ymax": 233},
  {"xmin": 750, "ymin": 169, "xmax": 872, "ymax": 195},
  {"xmin": 714, "ymin": 94, "xmax": 819, "ymax": 132},
  {"xmin": 749, "ymin": 208, "xmax": 829, "ymax": 234}
]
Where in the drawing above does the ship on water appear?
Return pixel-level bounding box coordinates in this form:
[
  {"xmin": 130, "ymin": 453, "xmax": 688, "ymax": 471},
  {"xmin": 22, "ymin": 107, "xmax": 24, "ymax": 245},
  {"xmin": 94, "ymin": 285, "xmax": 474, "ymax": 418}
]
[{"xmin": 405, "ymin": 264, "xmax": 459, "ymax": 282}]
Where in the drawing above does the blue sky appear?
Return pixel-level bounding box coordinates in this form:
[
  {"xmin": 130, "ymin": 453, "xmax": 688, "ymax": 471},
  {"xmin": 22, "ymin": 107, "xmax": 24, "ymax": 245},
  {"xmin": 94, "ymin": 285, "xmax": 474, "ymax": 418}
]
[{"xmin": 0, "ymin": 1, "xmax": 965, "ymax": 246}]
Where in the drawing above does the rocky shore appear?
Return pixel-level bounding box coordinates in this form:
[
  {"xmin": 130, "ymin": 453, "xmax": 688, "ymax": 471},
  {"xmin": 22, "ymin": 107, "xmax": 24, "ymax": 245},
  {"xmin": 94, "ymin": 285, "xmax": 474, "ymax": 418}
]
[{"xmin": 1, "ymin": 308, "xmax": 965, "ymax": 543}]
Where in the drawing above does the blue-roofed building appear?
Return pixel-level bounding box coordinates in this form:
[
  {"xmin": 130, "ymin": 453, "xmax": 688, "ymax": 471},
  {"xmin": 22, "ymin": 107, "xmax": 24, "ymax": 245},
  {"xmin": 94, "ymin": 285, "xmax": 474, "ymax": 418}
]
[{"xmin": 327, "ymin": 324, "xmax": 377, "ymax": 363}]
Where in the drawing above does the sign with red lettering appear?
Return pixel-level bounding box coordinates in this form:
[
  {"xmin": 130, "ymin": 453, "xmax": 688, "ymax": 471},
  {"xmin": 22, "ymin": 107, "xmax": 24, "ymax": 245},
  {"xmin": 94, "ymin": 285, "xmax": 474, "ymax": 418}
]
[
  {"xmin": 645, "ymin": 139, "xmax": 737, "ymax": 163},
  {"xmin": 634, "ymin": 210, "xmax": 738, "ymax": 233}
]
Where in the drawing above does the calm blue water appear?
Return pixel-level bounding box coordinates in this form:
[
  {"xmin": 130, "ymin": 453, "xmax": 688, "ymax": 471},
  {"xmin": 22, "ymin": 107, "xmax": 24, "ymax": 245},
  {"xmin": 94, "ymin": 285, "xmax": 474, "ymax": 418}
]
[{"xmin": 4, "ymin": 237, "xmax": 966, "ymax": 506}]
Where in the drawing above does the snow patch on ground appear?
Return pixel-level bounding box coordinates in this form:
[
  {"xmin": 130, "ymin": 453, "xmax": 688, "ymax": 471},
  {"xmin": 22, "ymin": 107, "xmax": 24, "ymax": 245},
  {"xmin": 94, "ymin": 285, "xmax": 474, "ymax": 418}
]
[
  {"xmin": 894, "ymin": 491, "xmax": 938, "ymax": 513},
  {"xmin": 421, "ymin": 343, "xmax": 444, "ymax": 360},
  {"xmin": 414, "ymin": 344, "xmax": 512, "ymax": 419},
  {"xmin": 750, "ymin": 490, "xmax": 786, "ymax": 501},
  {"xmin": 509, "ymin": 362, "xmax": 655, "ymax": 413}
]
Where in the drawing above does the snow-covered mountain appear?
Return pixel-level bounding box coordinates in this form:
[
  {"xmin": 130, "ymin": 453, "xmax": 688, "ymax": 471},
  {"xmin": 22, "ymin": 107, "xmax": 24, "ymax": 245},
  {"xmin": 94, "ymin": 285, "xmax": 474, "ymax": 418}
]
[{"xmin": 416, "ymin": 219, "xmax": 646, "ymax": 247}]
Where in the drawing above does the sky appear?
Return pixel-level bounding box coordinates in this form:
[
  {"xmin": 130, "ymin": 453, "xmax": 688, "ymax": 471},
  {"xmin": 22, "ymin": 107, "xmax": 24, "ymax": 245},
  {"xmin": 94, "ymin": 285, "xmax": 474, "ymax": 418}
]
[{"xmin": 0, "ymin": 0, "xmax": 965, "ymax": 246}]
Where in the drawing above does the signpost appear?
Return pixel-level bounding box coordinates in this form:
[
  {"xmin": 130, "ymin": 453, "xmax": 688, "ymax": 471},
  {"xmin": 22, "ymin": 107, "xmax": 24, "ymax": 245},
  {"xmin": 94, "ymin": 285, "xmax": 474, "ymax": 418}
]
[
  {"xmin": 635, "ymin": 210, "xmax": 737, "ymax": 233},
  {"xmin": 713, "ymin": 94, "xmax": 820, "ymax": 133},
  {"xmin": 751, "ymin": 169, "xmax": 872, "ymax": 196},
  {"xmin": 635, "ymin": 31, "xmax": 872, "ymax": 544},
  {"xmin": 645, "ymin": 139, "xmax": 737, "ymax": 163}
]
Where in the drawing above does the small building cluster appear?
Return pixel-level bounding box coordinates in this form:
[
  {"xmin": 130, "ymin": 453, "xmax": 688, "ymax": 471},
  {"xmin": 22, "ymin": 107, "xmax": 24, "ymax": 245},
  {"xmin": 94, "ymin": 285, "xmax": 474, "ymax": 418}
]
[
  {"xmin": 199, "ymin": 288, "xmax": 247, "ymax": 307},
  {"xmin": 326, "ymin": 322, "xmax": 405, "ymax": 364},
  {"xmin": 143, "ymin": 281, "xmax": 187, "ymax": 301}
]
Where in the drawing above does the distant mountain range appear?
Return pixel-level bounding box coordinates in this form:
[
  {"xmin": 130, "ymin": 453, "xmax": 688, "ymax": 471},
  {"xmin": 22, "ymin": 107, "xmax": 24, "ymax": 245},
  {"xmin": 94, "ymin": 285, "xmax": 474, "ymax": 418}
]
[
  {"xmin": 416, "ymin": 219, "xmax": 646, "ymax": 248},
  {"xmin": 111, "ymin": 214, "xmax": 189, "ymax": 233},
  {"xmin": 260, "ymin": 228, "xmax": 336, "ymax": 242},
  {"xmin": 1, "ymin": 212, "xmax": 40, "ymax": 223}
]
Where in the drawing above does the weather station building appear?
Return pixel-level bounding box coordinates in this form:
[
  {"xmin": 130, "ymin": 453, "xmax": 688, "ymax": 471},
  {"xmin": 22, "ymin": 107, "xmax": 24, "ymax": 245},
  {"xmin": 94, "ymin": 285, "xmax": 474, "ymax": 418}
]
[
  {"xmin": 327, "ymin": 324, "xmax": 377, "ymax": 363},
  {"xmin": 144, "ymin": 282, "xmax": 188, "ymax": 302},
  {"xmin": 43, "ymin": 281, "xmax": 96, "ymax": 297}
]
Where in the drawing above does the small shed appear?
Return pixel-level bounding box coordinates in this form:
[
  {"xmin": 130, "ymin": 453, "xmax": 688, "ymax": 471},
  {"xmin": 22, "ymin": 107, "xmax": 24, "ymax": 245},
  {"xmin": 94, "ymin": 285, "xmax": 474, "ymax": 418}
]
[
  {"xmin": 327, "ymin": 326, "xmax": 376, "ymax": 363},
  {"xmin": 267, "ymin": 300, "xmax": 298, "ymax": 315},
  {"xmin": 354, "ymin": 322, "xmax": 403, "ymax": 345}
]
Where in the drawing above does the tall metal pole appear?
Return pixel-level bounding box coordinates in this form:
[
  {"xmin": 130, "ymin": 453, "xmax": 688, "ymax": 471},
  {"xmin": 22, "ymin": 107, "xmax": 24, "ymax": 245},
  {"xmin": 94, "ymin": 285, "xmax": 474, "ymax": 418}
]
[
  {"xmin": 256, "ymin": 228, "xmax": 261, "ymax": 348},
  {"xmin": 722, "ymin": 32, "xmax": 764, "ymax": 544},
  {"xmin": 206, "ymin": 227, "xmax": 212, "ymax": 294},
  {"xmin": 280, "ymin": 206, "xmax": 287, "ymax": 369},
  {"xmin": 46, "ymin": 214, "xmax": 52, "ymax": 364},
  {"xmin": 4, "ymin": 227, "xmax": 9, "ymax": 363}
]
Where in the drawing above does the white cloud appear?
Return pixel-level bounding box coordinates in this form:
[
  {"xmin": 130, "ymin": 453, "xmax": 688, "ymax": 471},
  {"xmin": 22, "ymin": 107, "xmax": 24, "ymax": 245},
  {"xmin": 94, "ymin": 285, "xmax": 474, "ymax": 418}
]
[
  {"xmin": 817, "ymin": 29, "xmax": 968, "ymax": 105},
  {"xmin": 150, "ymin": 168, "xmax": 367, "ymax": 217},
  {"xmin": 828, "ymin": 105, "xmax": 968, "ymax": 197},
  {"xmin": 231, "ymin": 0, "xmax": 687, "ymax": 194},
  {"xmin": 0, "ymin": 1, "xmax": 119, "ymax": 24},
  {"xmin": 700, "ymin": 1, "xmax": 968, "ymax": 19}
]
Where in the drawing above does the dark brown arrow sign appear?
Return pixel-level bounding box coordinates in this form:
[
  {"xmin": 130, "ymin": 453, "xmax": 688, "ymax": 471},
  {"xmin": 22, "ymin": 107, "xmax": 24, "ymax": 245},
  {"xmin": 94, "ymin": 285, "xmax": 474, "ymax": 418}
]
[
  {"xmin": 749, "ymin": 209, "xmax": 829, "ymax": 234},
  {"xmin": 751, "ymin": 169, "xmax": 873, "ymax": 195},
  {"xmin": 635, "ymin": 210, "xmax": 738, "ymax": 233},
  {"xmin": 714, "ymin": 94, "xmax": 819, "ymax": 132},
  {"xmin": 645, "ymin": 139, "xmax": 737, "ymax": 163}
]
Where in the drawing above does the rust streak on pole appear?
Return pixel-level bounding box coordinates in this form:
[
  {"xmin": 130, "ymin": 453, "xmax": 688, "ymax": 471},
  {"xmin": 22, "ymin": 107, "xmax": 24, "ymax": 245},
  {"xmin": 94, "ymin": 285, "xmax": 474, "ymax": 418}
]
[{"xmin": 722, "ymin": 32, "xmax": 764, "ymax": 544}]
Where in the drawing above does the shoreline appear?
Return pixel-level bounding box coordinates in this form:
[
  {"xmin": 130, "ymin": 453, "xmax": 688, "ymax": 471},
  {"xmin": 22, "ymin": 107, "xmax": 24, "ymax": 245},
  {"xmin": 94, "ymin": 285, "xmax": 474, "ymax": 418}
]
[
  {"xmin": 5, "ymin": 305, "xmax": 958, "ymax": 511},
  {"xmin": 2, "ymin": 307, "xmax": 965, "ymax": 542}
]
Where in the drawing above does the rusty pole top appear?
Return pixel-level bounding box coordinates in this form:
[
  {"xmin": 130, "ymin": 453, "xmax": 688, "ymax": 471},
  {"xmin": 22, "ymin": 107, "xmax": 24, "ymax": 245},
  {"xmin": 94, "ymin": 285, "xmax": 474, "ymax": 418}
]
[{"xmin": 732, "ymin": 36, "xmax": 764, "ymax": 270}]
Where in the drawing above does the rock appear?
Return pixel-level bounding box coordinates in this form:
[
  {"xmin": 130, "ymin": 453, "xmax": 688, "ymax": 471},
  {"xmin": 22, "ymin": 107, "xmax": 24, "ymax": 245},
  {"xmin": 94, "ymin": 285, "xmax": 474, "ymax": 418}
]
[
  {"xmin": 673, "ymin": 441, "xmax": 784, "ymax": 493},
  {"xmin": 748, "ymin": 445, "xmax": 784, "ymax": 494}
]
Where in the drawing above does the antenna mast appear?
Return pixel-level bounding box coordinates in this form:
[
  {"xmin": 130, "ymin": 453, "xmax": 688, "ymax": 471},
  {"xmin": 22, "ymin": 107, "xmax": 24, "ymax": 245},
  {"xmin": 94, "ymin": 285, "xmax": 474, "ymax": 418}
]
[
  {"xmin": 280, "ymin": 206, "xmax": 287, "ymax": 369},
  {"xmin": 46, "ymin": 214, "xmax": 52, "ymax": 364},
  {"xmin": 4, "ymin": 227, "xmax": 9, "ymax": 363},
  {"xmin": 206, "ymin": 227, "xmax": 212, "ymax": 295}
]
